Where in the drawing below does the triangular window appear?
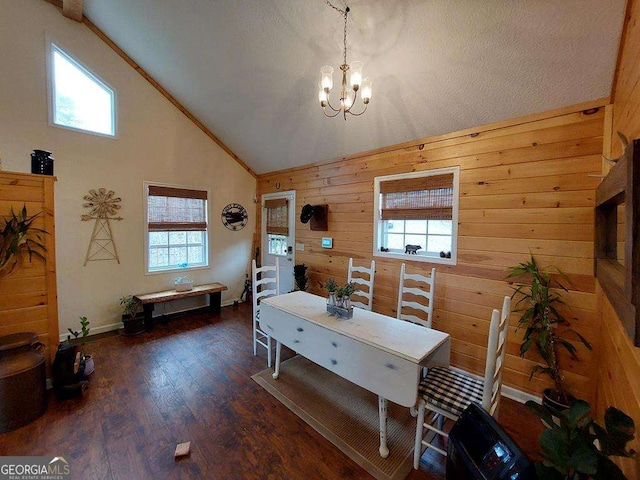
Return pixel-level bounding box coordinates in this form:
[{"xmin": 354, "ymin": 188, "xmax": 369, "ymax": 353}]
[{"xmin": 49, "ymin": 44, "xmax": 115, "ymax": 137}]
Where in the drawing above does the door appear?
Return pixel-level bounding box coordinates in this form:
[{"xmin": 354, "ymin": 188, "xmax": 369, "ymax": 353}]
[{"xmin": 261, "ymin": 191, "xmax": 295, "ymax": 293}]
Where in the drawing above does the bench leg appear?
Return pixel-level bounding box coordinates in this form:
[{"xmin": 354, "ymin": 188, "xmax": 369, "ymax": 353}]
[
  {"xmin": 143, "ymin": 304, "xmax": 154, "ymax": 331},
  {"xmin": 209, "ymin": 291, "xmax": 222, "ymax": 315}
]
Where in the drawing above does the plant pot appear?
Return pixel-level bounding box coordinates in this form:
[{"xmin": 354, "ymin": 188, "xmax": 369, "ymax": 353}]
[
  {"xmin": 83, "ymin": 354, "xmax": 94, "ymax": 376},
  {"xmin": 542, "ymin": 388, "xmax": 576, "ymax": 412},
  {"xmin": 121, "ymin": 316, "xmax": 145, "ymax": 336}
]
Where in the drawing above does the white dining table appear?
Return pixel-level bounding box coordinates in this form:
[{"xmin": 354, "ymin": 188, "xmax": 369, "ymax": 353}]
[{"xmin": 259, "ymin": 291, "xmax": 451, "ymax": 458}]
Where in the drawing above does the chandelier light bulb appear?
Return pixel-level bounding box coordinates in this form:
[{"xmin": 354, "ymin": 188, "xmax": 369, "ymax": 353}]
[
  {"xmin": 361, "ymin": 78, "xmax": 372, "ymax": 103},
  {"xmin": 318, "ymin": 83, "xmax": 328, "ymax": 105},
  {"xmin": 349, "ymin": 61, "xmax": 363, "ymax": 90},
  {"xmin": 320, "ymin": 66, "xmax": 334, "ymax": 92}
]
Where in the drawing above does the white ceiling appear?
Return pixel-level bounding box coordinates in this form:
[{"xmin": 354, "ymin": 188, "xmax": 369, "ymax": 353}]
[{"xmin": 83, "ymin": 0, "xmax": 626, "ymax": 175}]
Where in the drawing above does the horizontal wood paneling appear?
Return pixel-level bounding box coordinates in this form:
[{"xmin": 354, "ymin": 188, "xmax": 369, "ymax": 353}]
[
  {"xmin": 257, "ymin": 104, "xmax": 605, "ymax": 403},
  {"xmin": 0, "ymin": 172, "xmax": 58, "ymax": 369},
  {"xmin": 597, "ymin": 1, "xmax": 640, "ymax": 477}
]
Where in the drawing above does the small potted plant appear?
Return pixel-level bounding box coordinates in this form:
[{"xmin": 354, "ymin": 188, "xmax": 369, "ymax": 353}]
[
  {"xmin": 507, "ymin": 255, "xmax": 592, "ymax": 410},
  {"xmin": 526, "ymin": 399, "xmax": 636, "ymax": 479},
  {"xmin": 294, "ymin": 263, "xmax": 309, "ymax": 292},
  {"xmin": 66, "ymin": 316, "xmax": 94, "ymax": 375},
  {"xmin": 342, "ymin": 282, "xmax": 355, "ymax": 309},
  {"xmin": 119, "ymin": 295, "xmax": 145, "ymax": 335},
  {"xmin": 326, "ymin": 278, "xmax": 338, "ymax": 306}
]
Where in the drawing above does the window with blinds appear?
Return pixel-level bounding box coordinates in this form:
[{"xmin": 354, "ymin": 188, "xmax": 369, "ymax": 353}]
[
  {"xmin": 145, "ymin": 183, "xmax": 209, "ymax": 272},
  {"xmin": 374, "ymin": 167, "xmax": 459, "ymax": 264},
  {"xmin": 264, "ymin": 198, "xmax": 289, "ymax": 256}
]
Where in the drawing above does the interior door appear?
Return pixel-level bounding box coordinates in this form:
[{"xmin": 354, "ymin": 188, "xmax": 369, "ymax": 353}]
[{"xmin": 261, "ymin": 191, "xmax": 295, "ymax": 293}]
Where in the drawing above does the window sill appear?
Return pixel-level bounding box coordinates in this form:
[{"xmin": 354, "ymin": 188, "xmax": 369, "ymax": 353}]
[
  {"xmin": 145, "ymin": 264, "xmax": 210, "ymax": 276},
  {"xmin": 373, "ymin": 250, "xmax": 457, "ymax": 265}
]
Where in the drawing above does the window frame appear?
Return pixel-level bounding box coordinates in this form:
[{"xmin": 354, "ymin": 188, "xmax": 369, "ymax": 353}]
[
  {"xmin": 46, "ymin": 40, "xmax": 117, "ymax": 138},
  {"xmin": 373, "ymin": 166, "xmax": 460, "ymax": 265},
  {"xmin": 143, "ymin": 181, "xmax": 211, "ymax": 275}
]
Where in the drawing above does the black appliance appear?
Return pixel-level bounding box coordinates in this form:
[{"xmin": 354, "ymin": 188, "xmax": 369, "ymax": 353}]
[
  {"xmin": 446, "ymin": 403, "xmax": 535, "ymax": 480},
  {"xmin": 31, "ymin": 149, "xmax": 54, "ymax": 175}
]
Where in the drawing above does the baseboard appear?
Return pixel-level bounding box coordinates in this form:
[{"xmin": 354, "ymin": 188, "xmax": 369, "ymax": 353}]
[
  {"xmin": 58, "ymin": 299, "xmax": 241, "ymax": 342},
  {"xmin": 449, "ymin": 366, "xmax": 541, "ymax": 405}
]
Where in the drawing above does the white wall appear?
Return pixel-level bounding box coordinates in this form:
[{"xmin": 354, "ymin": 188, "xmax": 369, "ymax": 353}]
[{"xmin": 0, "ymin": 1, "xmax": 256, "ymax": 336}]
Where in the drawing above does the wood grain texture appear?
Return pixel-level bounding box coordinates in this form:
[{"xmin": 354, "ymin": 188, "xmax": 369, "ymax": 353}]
[
  {"xmin": 0, "ymin": 172, "xmax": 58, "ymax": 369},
  {"xmin": 597, "ymin": 2, "xmax": 640, "ymax": 476},
  {"xmin": 257, "ymin": 105, "xmax": 603, "ymax": 402},
  {"xmin": 0, "ymin": 304, "xmax": 543, "ymax": 479}
]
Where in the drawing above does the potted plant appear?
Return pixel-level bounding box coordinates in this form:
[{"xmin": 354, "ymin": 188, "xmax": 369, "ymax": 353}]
[
  {"xmin": 342, "ymin": 281, "xmax": 355, "ymax": 309},
  {"xmin": 119, "ymin": 295, "xmax": 145, "ymax": 335},
  {"xmin": 325, "ymin": 278, "xmax": 338, "ymax": 306},
  {"xmin": 294, "ymin": 263, "xmax": 309, "ymax": 292},
  {"xmin": 526, "ymin": 399, "xmax": 636, "ymax": 479},
  {"xmin": 66, "ymin": 316, "xmax": 94, "ymax": 375},
  {"xmin": 0, "ymin": 206, "xmax": 46, "ymax": 276},
  {"xmin": 506, "ymin": 255, "xmax": 592, "ymax": 409}
]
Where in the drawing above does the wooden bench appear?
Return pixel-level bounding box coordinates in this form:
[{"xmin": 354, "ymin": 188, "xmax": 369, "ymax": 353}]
[{"xmin": 134, "ymin": 282, "xmax": 228, "ymax": 330}]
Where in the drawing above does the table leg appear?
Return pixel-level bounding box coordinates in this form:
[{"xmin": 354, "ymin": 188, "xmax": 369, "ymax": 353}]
[
  {"xmin": 209, "ymin": 291, "xmax": 222, "ymax": 314},
  {"xmin": 143, "ymin": 304, "xmax": 154, "ymax": 331},
  {"xmin": 378, "ymin": 396, "xmax": 389, "ymax": 458},
  {"xmin": 272, "ymin": 341, "xmax": 281, "ymax": 379}
]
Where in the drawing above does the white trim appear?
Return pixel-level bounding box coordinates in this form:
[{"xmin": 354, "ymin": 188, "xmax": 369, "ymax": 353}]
[
  {"xmin": 372, "ymin": 166, "xmax": 460, "ymax": 265},
  {"xmin": 449, "ymin": 366, "xmax": 542, "ymax": 405},
  {"xmin": 59, "ymin": 321, "xmax": 123, "ymax": 343},
  {"xmin": 57, "ymin": 299, "xmax": 239, "ymax": 342},
  {"xmin": 45, "ymin": 36, "xmax": 118, "ymax": 139},
  {"xmin": 143, "ymin": 181, "xmax": 211, "ymax": 275}
]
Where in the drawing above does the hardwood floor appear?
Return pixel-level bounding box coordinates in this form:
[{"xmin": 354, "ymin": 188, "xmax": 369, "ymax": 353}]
[{"xmin": 0, "ymin": 304, "xmax": 543, "ymax": 479}]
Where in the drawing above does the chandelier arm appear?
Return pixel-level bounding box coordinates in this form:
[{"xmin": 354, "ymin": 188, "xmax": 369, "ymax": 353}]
[
  {"xmin": 322, "ymin": 106, "xmax": 342, "ymax": 118},
  {"xmin": 324, "ymin": 96, "xmax": 341, "ymax": 113},
  {"xmin": 346, "ymin": 102, "xmax": 368, "ymax": 117}
]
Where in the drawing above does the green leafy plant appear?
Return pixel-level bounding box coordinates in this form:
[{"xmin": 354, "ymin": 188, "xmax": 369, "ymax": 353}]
[
  {"xmin": 506, "ymin": 255, "xmax": 592, "ymax": 405},
  {"xmin": 325, "ymin": 278, "xmax": 338, "ymax": 294},
  {"xmin": 120, "ymin": 295, "xmax": 140, "ymax": 321},
  {"xmin": 342, "ymin": 282, "xmax": 355, "ymax": 298},
  {"xmin": 526, "ymin": 399, "xmax": 636, "ymax": 479},
  {"xmin": 294, "ymin": 263, "xmax": 309, "ymax": 291},
  {"xmin": 68, "ymin": 316, "xmax": 90, "ymax": 340},
  {"xmin": 0, "ymin": 206, "xmax": 46, "ymax": 275}
]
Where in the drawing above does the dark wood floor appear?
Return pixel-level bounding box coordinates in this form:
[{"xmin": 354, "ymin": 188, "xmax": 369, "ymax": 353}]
[{"xmin": 0, "ymin": 303, "xmax": 542, "ymax": 479}]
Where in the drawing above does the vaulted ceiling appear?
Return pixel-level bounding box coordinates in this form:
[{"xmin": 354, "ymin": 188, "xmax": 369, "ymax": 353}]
[{"xmin": 83, "ymin": 0, "xmax": 626, "ymax": 175}]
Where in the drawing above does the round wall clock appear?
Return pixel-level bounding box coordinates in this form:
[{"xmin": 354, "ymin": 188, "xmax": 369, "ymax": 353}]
[{"xmin": 221, "ymin": 203, "xmax": 248, "ymax": 231}]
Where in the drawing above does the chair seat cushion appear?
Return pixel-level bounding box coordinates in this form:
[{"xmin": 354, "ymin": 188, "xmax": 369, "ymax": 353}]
[{"xmin": 418, "ymin": 366, "xmax": 483, "ymax": 417}]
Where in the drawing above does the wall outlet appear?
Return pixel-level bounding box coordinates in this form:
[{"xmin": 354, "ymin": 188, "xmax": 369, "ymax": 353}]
[{"xmin": 295, "ymin": 243, "xmax": 305, "ymax": 252}]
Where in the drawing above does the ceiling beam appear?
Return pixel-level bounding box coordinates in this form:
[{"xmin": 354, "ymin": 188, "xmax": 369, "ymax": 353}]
[{"xmin": 62, "ymin": 0, "xmax": 83, "ymax": 22}]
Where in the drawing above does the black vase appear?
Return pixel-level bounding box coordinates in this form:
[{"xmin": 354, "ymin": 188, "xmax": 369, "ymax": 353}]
[{"xmin": 31, "ymin": 150, "xmax": 54, "ymax": 176}]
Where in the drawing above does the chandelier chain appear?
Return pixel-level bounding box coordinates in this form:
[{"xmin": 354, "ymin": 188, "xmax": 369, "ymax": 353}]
[{"xmin": 326, "ymin": 1, "xmax": 349, "ymax": 66}]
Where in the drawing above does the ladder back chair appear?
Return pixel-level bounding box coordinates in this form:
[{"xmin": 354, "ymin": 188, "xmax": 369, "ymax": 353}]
[
  {"xmin": 397, "ymin": 264, "xmax": 436, "ymax": 329},
  {"xmin": 347, "ymin": 258, "xmax": 376, "ymax": 311},
  {"xmin": 413, "ymin": 295, "xmax": 511, "ymax": 468},
  {"xmin": 251, "ymin": 258, "xmax": 279, "ymax": 368}
]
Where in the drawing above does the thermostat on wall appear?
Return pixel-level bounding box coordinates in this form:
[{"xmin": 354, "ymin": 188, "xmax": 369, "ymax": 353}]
[{"xmin": 321, "ymin": 237, "xmax": 333, "ymax": 249}]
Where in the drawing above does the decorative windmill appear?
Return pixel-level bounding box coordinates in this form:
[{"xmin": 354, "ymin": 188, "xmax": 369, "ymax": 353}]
[{"xmin": 81, "ymin": 188, "xmax": 122, "ymax": 265}]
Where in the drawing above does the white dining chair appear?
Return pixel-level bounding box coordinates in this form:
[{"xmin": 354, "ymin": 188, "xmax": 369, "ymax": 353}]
[
  {"xmin": 413, "ymin": 296, "xmax": 511, "ymax": 467},
  {"xmin": 397, "ymin": 264, "xmax": 436, "ymax": 329},
  {"xmin": 347, "ymin": 258, "xmax": 375, "ymax": 311},
  {"xmin": 252, "ymin": 258, "xmax": 279, "ymax": 368}
]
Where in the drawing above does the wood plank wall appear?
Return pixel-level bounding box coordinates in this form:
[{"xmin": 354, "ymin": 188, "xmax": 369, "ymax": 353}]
[
  {"xmin": 256, "ymin": 101, "xmax": 606, "ymax": 402},
  {"xmin": 0, "ymin": 171, "xmax": 58, "ymax": 368},
  {"xmin": 596, "ymin": 0, "xmax": 640, "ymax": 476}
]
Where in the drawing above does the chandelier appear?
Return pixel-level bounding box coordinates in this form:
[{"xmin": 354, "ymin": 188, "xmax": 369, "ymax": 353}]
[{"xmin": 318, "ymin": 2, "xmax": 372, "ymax": 120}]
